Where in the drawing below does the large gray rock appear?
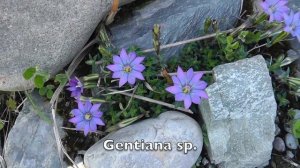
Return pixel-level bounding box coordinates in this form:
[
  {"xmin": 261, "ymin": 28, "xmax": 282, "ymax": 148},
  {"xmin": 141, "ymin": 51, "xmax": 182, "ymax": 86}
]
[
  {"xmin": 0, "ymin": 0, "xmax": 112, "ymax": 91},
  {"xmin": 199, "ymin": 56, "xmax": 277, "ymax": 168},
  {"xmin": 4, "ymin": 93, "xmax": 65, "ymax": 168},
  {"xmin": 84, "ymin": 111, "xmax": 203, "ymax": 168},
  {"xmin": 110, "ymin": 0, "xmax": 242, "ymax": 58}
]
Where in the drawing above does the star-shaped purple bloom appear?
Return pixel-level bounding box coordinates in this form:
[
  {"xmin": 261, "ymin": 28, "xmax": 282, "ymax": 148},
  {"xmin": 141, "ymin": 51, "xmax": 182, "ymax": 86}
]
[
  {"xmin": 67, "ymin": 77, "xmax": 83, "ymax": 98},
  {"xmin": 166, "ymin": 67, "xmax": 208, "ymax": 109},
  {"xmin": 260, "ymin": 0, "xmax": 290, "ymax": 22},
  {"xmin": 107, "ymin": 49, "xmax": 145, "ymax": 87},
  {"xmin": 69, "ymin": 100, "xmax": 105, "ymax": 136},
  {"xmin": 284, "ymin": 11, "xmax": 300, "ymax": 41}
]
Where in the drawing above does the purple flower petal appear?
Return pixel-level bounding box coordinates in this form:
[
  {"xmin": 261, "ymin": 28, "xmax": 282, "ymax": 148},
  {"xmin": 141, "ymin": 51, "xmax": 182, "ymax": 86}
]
[
  {"xmin": 84, "ymin": 124, "xmax": 90, "ymax": 136},
  {"xmin": 120, "ymin": 49, "xmax": 128, "ymax": 64},
  {"xmin": 128, "ymin": 73, "xmax": 136, "ymax": 85},
  {"xmin": 113, "ymin": 55, "xmax": 123, "ymax": 64},
  {"xmin": 128, "ymin": 52, "xmax": 137, "ymax": 63},
  {"xmin": 76, "ymin": 121, "xmax": 86, "ymax": 130},
  {"xmin": 175, "ymin": 93, "xmax": 186, "ymax": 101},
  {"xmin": 132, "ymin": 64, "xmax": 145, "ymax": 72},
  {"xmin": 191, "ymin": 94, "xmax": 201, "ymax": 104},
  {"xmin": 112, "ymin": 71, "xmax": 125, "ymax": 79},
  {"xmin": 71, "ymin": 109, "xmax": 82, "ymax": 116},
  {"xmin": 166, "ymin": 86, "xmax": 181, "ymax": 94},
  {"xmin": 69, "ymin": 116, "xmax": 83, "ymax": 124},
  {"xmin": 91, "ymin": 111, "xmax": 103, "ymax": 117},
  {"xmin": 107, "ymin": 64, "xmax": 123, "ymax": 72},
  {"xmin": 131, "ymin": 57, "xmax": 145, "ymax": 65},
  {"xmin": 78, "ymin": 101, "xmax": 85, "ymax": 112},
  {"xmin": 186, "ymin": 68, "xmax": 194, "ymax": 82},
  {"xmin": 119, "ymin": 74, "xmax": 128, "ymax": 87},
  {"xmin": 131, "ymin": 71, "xmax": 145, "ymax": 80},
  {"xmin": 172, "ymin": 76, "xmax": 181, "ymax": 85},
  {"xmin": 193, "ymin": 81, "xmax": 207, "ymax": 90},
  {"xmin": 89, "ymin": 120, "xmax": 97, "ymax": 132},
  {"xmin": 184, "ymin": 96, "xmax": 192, "ymax": 109},
  {"xmin": 177, "ymin": 67, "xmax": 186, "ymax": 84},
  {"xmin": 93, "ymin": 118, "xmax": 105, "ymax": 126},
  {"xmin": 90, "ymin": 104, "xmax": 101, "ymax": 113},
  {"xmin": 84, "ymin": 101, "xmax": 92, "ymax": 112}
]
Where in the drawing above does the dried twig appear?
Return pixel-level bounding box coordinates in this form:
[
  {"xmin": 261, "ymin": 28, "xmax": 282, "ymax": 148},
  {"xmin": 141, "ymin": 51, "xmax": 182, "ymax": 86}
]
[
  {"xmin": 142, "ymin": 29, "xmax": 235, "ymax": 53},
  {"xmin": 158, "ymin": 71, "xmax": 213, "ymax": 77},
  {"xmin": 106, "ymin": 88, "xmax": 193, "ymax": 114},
  {"xmin": 49, "ymin": 38, "xmax": 100, "ymax": 167}
]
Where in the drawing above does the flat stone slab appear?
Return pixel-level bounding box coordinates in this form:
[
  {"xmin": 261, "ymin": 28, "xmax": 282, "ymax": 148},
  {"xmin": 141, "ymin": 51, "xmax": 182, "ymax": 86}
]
[
  {"xmin": 4, "ymin": 93, "xmax": 64, "ymax": 168},
  {"xmin": 0, "ymin": 0, "xmax": 112, "ymax": 91},
  {"xmin": 84, "ymin": 111, "xmax": 203, "ymax": 168},
  {"xmin": 199, "ymin": 56, "xmax": 277, "ymax": 168}
]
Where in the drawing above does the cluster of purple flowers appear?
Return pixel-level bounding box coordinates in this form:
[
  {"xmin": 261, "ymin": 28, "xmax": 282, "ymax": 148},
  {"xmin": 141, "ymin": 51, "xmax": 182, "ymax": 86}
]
[
  {"xmin": 107, "ymin": 49, "xmax": 208, "ymax": 109},
  {"xmin": 66, "ymin": 48, "xmax": 209, "ymax": 136},
  {"xmin": 261, "ymin": 0, "xmax": 300, "ymax": 41},
  {"xmin": 67, "ymin": 77, "xmax": 105, "ymax": 136}
]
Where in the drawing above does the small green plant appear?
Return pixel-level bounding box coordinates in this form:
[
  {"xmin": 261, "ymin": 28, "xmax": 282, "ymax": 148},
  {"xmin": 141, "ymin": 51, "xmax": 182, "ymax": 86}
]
[{"xmin": 23, "ymin": 66, "xmax": 68, "ymax": 99}]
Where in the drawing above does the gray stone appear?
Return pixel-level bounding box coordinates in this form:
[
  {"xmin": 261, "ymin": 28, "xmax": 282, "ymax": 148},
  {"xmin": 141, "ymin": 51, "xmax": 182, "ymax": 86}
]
[
  {"xmin": 273, "ymin": 137, "xmax": 286, "ymax": 152},
  {"xmin": 110, "ymin": 0, "xmax": 242, "ymax": 58},
  {"xmin": 4, "ymin": 93, "xmax": 65, "ymax": 168},
  {"xmin": 0, "ymin": 0, "xmax": 112, "ymax": 91},
  {"xmin": 294, "ymin": 110, "xmax": 300, "ymax": 120},
  {"xmin": 199, "ymin": 56, "xmax": 277, "ymax": 168},
  {"xmin": 286, "ymin": 150, "xmax": 295, "ymax": 159},
  {"xmin": 285, "ymin": 133, "xmax": 299, "ymax": 150},
  {"xmin": 84, "ymin": 111, "xmax": 203, "ymax": 168},
  {"xmin": 275, "ymin": 125, "xmax": 281, "ymax": 136}
]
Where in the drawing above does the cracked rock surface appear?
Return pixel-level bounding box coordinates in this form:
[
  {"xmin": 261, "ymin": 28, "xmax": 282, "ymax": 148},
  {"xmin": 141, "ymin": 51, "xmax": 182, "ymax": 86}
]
[
  {"xmin": 199, "ymin": 55, "xmax": 277, "ymax": 168},
  {"xmin": 84, "ymin": 111, "xmax": 203, "ymax": 168}
]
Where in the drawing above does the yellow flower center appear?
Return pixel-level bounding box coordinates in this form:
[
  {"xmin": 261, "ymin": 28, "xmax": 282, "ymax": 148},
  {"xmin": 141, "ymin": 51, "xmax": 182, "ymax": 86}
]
[
  {"xmin": 183, "ymin": 85, "xmax": 191, "ymax": 94},
  {"xmin": 85, "ymin": 113, "xmax": 92, "ymax": 120},
  {"xmin": 124, "ymin": 65, "xmax": 132, "ymax": 73}
]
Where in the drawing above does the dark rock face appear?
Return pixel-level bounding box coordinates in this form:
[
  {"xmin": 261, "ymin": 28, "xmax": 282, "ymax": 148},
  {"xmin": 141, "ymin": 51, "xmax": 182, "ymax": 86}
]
[{"xmin": 110, "ymin": 0, "xmax": 242, "ymax": 58}]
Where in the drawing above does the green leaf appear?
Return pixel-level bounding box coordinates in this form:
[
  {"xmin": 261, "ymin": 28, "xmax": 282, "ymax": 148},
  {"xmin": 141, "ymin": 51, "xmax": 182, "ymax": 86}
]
[
  {"xmin": 292, "ymin": 120, "xmax": 300, "ymax": 138},
  {"xmin": 0, "ymin": 121, "xmax": 4, "ymax": 130},
  {"xmin": 38, "ymin": 87, "xmax": 47, "ymax": 96},
  {"xmin": 46, "ymin": 89, "xmax": 54, "ymax": 99},
  {"xmin": 55, "ymin": 73, "xmax": 68, "ymax": 84},
  {"xmin": 6, "ymin": 98, "xmax": 16, "ymax": 111},
  {"xmin": 46, "ymin": 85, "xmax": 55, "ymax": 90},
  {"xmin": 271, "ymin": 31, "xmax": 289, "ymax": 45},
  {"xmin": 34, "ymin": 75, "xmax": 45, "ymax": 88},
  {"xmin": 23, "ymin": 67, "xmax": 36, "ymax": 80}
]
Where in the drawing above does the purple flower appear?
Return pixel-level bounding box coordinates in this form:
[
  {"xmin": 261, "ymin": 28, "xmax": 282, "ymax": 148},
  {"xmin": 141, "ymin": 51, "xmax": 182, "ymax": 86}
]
[
  {"xmin": 284, "ymin": 11, "xmax": 300, "ymax": 41},
  {"xmin": 166, "ymin": 67, "xmax": 208, "ymax": 109},
  {"xmin": 69, "ymin": 100, "xmax": 105, "ymax": 136},
  {"xmin": 67, "ymin": 77, "xmax": 83, "ymax": 98},
  {"xmin": 107, "ymin": 49, "xmax": 145, "ymax": 87},
  {"xmin": 260, "ymin": 0, "xmax": 290, "ymax": 22}
]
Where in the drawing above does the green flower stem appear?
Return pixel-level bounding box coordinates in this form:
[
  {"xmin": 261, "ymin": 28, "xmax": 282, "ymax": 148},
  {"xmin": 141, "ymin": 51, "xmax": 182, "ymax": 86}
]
[
  {"xmin": 80, "ymin": 96, "xmax": 107, "ymax": 103},
  {"xmin": 83, "ymin": 74, "xmax": 99, "ymax": 81},
  {"xmin": 84, "ymin": 84, "xmax": 98, "ymax": 89}
]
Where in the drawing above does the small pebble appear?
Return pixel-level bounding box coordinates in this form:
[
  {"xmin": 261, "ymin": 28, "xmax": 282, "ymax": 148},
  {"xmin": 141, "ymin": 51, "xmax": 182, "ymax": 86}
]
[
  {"xmin": 273, "ymin": 137, "xmax": 286, "ymax": 152},
  {"xmin": 275, "ymin": 116, "xmax": 279, "ymax": 124},
  {"xmin": 275, "ymin": 125, "xmax": 281, "ymax": 136},
  {"xmin": 284, "ymin": 123, "xmax": 292, "ymax": 133},
  {"xmin": 293, "ymin": 110, "xmax": 300, "ymax": 120},
  {"xmin": 285, "ymin": 133, "xmax": 299, "ymax": 150},
  {"xmin": 202, "ymin": 157, "xmax": 209, "ymax": 166},
  {"xmin": 286, "ymin": 150, "xmax": 295, "ymax": 159}
]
